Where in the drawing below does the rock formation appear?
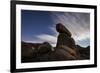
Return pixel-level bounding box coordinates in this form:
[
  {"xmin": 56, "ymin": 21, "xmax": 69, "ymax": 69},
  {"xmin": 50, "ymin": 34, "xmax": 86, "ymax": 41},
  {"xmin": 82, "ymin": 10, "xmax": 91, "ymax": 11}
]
[
  {"xmin": 56, "ymin": 33, "xmax": 76, "ymax": 49},
  {"xmin": 21, "ymin": 23, "xmax": 91, "ymax": 62},
  {"xmin": 55, "ymin": 23, "xmax": 80, "ymax": 60}
]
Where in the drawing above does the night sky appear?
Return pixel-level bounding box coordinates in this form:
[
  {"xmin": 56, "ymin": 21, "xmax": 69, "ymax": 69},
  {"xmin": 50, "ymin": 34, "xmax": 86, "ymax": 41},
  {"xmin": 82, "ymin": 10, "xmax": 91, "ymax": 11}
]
[{"xmin": 21, "ymin": 10, "xmax": 90, "ymax": 47}]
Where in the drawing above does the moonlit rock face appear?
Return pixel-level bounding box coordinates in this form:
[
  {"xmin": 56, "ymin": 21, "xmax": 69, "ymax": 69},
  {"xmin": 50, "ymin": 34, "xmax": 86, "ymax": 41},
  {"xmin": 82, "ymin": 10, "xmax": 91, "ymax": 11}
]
[{"xmin": 56, "ymin": 23, "xmax": 72, "ymax": 37}]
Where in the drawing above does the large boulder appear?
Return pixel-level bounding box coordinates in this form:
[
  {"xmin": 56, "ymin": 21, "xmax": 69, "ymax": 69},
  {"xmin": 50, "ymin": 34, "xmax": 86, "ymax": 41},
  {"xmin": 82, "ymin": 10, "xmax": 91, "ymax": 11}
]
[
  {"xmin": 56, "ymin": 23, "xmax": 80, "ymax": 60},
  {"xmin": 54, "ymin": 48, "xmax": 77, "ymax": 60},
  {"xmin": 56, "ymin": 45, "xmax": 79, "ymax": 60},
  {"xmin": 38, "ymin": 42, "xmax": 53, "ymax": 55},
  {"xmin": 56, "ymin": 33, "xmax": 76, "ymax": 49},
  {"xmin": 56, "ymin": 23, "xmax": 72, "ymax": 37},
  {"xmin": 35, "ymin": 45, "xmax": 78, "ymax": 61}
]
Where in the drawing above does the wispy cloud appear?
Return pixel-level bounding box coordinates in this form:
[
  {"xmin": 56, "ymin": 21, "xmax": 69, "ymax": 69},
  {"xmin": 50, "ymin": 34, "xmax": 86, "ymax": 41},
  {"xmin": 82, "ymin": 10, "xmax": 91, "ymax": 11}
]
[
  {"xmin": 34, "ymin": 34, "xmax": 57, "ymax": 47},
  {"xmin": 50, "ymin": 12, "xmax": 90, "ymax": 47},
  {"xmin": 26, "ymin": 12, "xmax": 90, "ymax": 47}
]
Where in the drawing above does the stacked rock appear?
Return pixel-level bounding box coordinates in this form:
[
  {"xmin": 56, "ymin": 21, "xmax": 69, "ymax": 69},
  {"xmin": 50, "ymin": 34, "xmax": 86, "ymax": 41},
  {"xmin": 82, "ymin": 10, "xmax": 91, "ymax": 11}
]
[{"xmin": 55, "ymin": 23, "xmax": 80, "ymax": 60}]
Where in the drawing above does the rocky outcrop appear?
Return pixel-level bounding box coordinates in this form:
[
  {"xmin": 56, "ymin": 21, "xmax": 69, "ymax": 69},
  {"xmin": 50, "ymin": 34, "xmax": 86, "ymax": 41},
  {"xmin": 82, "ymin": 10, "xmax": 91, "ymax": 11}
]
[
  {"xmin": 21, "ymin": 23, "xmax": 90, "ymax": 62},
  {"xmin": 56, "ymin": 33, "xmax": 76, "ymax": 49},
  {"xmin": 55, "ymin": 23, "xmax": 80, "ymax": 60},
  {"xmin": 21, "ymin": 42, "xmax": 54, "ymax": 62},
  {"xmin": 21, "ymin": 42, "xmax": 41, "ymax": 62}
]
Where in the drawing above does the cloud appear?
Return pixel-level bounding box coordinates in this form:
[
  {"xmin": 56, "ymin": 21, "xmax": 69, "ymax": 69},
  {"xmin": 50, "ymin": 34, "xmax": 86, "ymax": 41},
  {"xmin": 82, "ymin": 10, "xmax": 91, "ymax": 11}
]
[
  {"xmin": 26, "ymin": 12, "xmax": 90, "ymax": 47},
  {"xmin": 50, "ymin": 12, "xmax": 90, "ymax": 47},
  {"xmin": 34, "ymin": 34, "xmax": 57, "ymax": 47}
]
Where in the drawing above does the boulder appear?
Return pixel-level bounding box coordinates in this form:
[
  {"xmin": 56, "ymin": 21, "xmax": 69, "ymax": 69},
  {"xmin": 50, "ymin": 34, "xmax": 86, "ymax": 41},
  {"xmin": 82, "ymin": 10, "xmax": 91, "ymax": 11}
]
[
  {"xmin": 56, "ymin": 24, "xmax": 80, "ymax": 60},
  {"xmin": 56, "ymin": 23, "xmax": 72, "ymax": 37},
  {"xmin": 56, "ymin": 33, "xmax": 76, "ymax": 49},
  {"xmin": 38, "ymin": 42, "xmax": 53, "ymax": 54},
  {"xmin": 35, "ymin": 45, "xmax": 78, "ymax": 61},
  {"xmin": 54, "ymin": 46, "xmax": 77, "ymax": 60}
]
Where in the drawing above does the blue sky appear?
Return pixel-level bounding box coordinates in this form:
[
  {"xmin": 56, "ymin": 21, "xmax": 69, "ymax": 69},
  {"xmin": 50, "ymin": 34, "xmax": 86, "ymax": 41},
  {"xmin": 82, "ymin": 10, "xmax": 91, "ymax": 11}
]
[{"xmin": 21, "ymin": 10, "xmax": 90, "ymax": 47}]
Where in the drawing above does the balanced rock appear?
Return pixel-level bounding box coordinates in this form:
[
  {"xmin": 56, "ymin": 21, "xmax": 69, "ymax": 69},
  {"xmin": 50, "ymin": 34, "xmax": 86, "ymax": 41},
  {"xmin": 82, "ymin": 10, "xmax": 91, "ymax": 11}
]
[
  {"xmin": 56, "ymin": 23, "xmax": 80, "ymax": 60},
  {"xmin": 38, "ymin": 42, "xmax": 53, "ymax": 54},
  {"xmin": 56, "ymin": 23, "xmax": 72, "ymax": 37}
]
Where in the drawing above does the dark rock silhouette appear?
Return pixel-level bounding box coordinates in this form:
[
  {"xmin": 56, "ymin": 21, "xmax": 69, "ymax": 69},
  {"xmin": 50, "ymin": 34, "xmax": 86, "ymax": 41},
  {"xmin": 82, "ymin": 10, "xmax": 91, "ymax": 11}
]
[
  {"xmin": 76, "ymin": 45, "xmax": 90, "ymax": 59},
  {"xmin": 56, "ymin": 23, "xmax": 80, "ymax": 60}
]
